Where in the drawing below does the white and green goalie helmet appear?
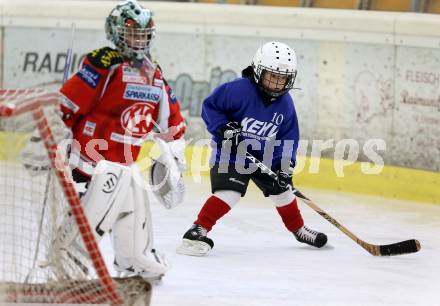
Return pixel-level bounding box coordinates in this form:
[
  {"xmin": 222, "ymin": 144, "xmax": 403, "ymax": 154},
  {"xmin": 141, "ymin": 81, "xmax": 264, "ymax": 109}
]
[{"xmin": 105, "ymin": 0, "xmax": 156, "ymax": 61}]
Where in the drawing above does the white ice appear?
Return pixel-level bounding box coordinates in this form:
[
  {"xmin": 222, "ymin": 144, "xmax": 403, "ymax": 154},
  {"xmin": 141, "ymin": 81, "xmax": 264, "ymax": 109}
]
[{"xmin": 100, "ymin": 177, "xmax": 440, "ymax": 306}]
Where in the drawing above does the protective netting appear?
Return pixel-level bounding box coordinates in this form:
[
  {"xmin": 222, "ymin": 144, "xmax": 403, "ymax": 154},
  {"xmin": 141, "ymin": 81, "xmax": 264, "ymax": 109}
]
[{"xmin": 0, "ymin": 89, "xmax": 151, "ymax": 305}]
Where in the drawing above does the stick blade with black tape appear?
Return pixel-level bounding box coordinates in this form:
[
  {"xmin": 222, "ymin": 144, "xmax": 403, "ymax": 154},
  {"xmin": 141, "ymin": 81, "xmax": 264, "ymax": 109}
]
[{"xmin": 378, "ymin": 239, "xmax": 421, "ymax": 256}]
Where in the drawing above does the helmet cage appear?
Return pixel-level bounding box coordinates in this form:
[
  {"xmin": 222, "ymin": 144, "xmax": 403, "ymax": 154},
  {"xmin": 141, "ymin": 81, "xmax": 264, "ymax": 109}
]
[
  {"xmin": 116, "ymin": 24, "xmax": 156, "ymax": 59},
  {"xmin": 253, "ymin": 64, "xmax": 297, "ymax": 98}
]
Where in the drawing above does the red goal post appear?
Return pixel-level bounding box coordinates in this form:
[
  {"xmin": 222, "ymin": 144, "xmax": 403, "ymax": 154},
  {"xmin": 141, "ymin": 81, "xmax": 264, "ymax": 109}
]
[{"xmin": 0, "ymin": 89, "xmax": 150, "ymax": 305}]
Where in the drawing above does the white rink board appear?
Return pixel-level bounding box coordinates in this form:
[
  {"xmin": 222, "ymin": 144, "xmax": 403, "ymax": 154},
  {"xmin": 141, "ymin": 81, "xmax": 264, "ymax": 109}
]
[
  {"xmin": 1, "ymin": 1, "xmax": 440, "ymax": 171},
  {"xmin": 392, "ymin": 47, "xmax": 440, "ymax": 169},
  {"xmin": 3, "ymin": 27, "xmax": 105, "ymax": 90}
]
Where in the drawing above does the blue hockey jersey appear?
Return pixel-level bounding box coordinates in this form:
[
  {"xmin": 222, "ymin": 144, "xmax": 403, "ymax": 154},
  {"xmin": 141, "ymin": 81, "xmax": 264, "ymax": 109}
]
[{"xmin": 201, "ymin": 77, "xmax": 299, "ymax": 171}]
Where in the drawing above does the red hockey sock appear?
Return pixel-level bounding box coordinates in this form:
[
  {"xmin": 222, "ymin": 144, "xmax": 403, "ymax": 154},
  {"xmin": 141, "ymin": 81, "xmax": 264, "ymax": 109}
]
[
  {"xmin": 276, "ymin": 198, "xmax": 304, "ymax": 232},
  {"xmin": 195, "ymin": 196, "xmax": 231, "ymax": 232}
]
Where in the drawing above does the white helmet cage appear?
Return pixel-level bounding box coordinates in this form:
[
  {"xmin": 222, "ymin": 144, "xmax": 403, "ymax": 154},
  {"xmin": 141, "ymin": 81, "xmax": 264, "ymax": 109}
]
[{"xmin": 252, "ymin": 41, "xmax": 298, "ymax": 98}]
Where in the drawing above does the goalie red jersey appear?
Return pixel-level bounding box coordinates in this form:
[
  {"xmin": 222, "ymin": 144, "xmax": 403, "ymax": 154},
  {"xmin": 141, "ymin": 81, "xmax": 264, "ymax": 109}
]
[{"xmin": 60, "ymin": 47, "xmax": 186, "ymax": 177}]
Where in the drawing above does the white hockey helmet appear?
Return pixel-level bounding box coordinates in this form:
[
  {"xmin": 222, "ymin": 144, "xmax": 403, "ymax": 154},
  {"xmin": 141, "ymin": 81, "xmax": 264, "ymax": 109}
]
[{"xmin": 252, "ymin": 41, "xmax": 298, "ymax": 98}]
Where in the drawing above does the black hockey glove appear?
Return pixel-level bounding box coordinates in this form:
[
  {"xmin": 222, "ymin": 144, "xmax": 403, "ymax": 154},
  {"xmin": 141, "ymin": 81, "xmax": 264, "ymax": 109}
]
[
  {"xmin": 276, "ymin": 169, "xmax": 293, "ymax": 190},
  {"xmin": 217, "ymin": 122, "xmax": 242, "ymax": 151},
  {"xmin": 274, "ymin": 161, "xmax": 295, "ymax": 192}
]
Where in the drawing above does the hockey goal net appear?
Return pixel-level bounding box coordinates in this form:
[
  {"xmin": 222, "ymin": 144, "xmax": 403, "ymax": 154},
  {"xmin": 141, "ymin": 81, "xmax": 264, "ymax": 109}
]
[{"xmin": 0, "ymin": 89, "xmax": 151, "ymax": 305}]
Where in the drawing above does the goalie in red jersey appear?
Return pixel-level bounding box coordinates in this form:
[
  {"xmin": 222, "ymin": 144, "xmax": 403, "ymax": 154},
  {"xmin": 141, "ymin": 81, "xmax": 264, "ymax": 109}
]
[{"xmin": 58, "ymin": 0, "xmax": 186, "ymax": 281}]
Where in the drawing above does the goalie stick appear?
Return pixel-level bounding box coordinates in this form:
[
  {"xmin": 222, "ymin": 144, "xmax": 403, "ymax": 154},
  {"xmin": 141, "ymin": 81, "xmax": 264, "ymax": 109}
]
[{"xmin": 244, "ymin": 151, "xmax": 421, "ymax": 256}]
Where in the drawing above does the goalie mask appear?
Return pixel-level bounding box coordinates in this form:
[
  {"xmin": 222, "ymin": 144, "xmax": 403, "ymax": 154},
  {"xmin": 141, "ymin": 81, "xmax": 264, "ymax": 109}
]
[
  {"xmin": 252, "ymin": 41, "xmax": 297, "ymax": 98},
  {"xmin": 105, "ymin": 0, "xmax": 156, "ymax": 62}
]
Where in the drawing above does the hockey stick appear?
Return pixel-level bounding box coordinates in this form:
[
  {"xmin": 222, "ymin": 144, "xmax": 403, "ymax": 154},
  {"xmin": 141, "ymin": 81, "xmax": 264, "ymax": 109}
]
[
  {"xmin": 244, "ymin": 151, "xmax": 421, "ymax": 256},
  {"xmin": 25, "ymin": 173, "xmax": 52, "ymax": 282},
  {"xmin": 63, "ymin": 23, "xmax": 76, "ymax": 84}
]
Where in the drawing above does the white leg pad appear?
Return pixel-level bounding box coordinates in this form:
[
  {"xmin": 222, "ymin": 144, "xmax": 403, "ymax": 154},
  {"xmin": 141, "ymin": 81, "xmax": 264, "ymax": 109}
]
[
  {"xmin": 112, "ymin": 163, "xmax": 170, "ymax": 278},
  {"xmin": 58, "ymin": 160, "xmax": 133, "ymax": 249}
]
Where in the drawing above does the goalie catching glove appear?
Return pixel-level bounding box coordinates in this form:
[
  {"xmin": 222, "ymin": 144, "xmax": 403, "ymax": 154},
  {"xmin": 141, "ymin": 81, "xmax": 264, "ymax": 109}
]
[{"xmin": 149, "ymin": 137, "xmax": 186, "ymax": 209}]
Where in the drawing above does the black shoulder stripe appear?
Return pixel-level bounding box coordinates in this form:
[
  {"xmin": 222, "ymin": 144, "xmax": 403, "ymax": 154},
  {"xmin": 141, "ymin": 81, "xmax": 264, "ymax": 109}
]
[{"xmin": 87, "ymin": 47, "xmax": 122, "ymax": 69}]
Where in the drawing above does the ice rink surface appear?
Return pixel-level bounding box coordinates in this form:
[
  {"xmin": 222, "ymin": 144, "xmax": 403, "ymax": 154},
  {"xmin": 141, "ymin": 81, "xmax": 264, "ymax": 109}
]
[{"xmin": 101, "ymin": 178, "xmax": 440, "ymax": 306}]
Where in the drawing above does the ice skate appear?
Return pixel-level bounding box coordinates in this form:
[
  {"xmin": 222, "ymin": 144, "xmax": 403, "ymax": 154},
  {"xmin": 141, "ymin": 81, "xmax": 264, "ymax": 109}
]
[
  {"xmin": 114, "ymin": 249, "xmax": 170, "ymax": 283},
  {"xmin": 293, "ymin": 225, "xmax": 327, "ymax": 248},
  {"xmin": 176, "ymin": 224, "xmax": 214, "ymax": 256}
]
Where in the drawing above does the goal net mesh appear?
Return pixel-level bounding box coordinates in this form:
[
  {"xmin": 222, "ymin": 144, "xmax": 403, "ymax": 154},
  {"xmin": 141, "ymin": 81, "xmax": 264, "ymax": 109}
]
[{"xmin": 0, "ymin": 89, "xmax": 151, "ymax": 305}]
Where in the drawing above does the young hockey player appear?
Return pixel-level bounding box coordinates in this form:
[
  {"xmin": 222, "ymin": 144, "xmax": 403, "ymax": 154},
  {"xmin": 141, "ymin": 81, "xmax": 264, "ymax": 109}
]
[
  {"xmin": 177, "ymin": 41, "xmax": 327, "ymax": 256},
  {"xmin": 58, "ymin": 0, "xmax": 186, "ymax": 279}
]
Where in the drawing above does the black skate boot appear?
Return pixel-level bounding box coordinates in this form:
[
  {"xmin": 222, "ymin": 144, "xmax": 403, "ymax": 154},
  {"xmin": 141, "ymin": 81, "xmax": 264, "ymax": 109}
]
[
  {"xmin": 293, "ymin": 225, "xmax": 328, "ymax": 248},
  {"xmin": 176, "ymin": 224, "xmax": 214, "ymax": 256}
]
